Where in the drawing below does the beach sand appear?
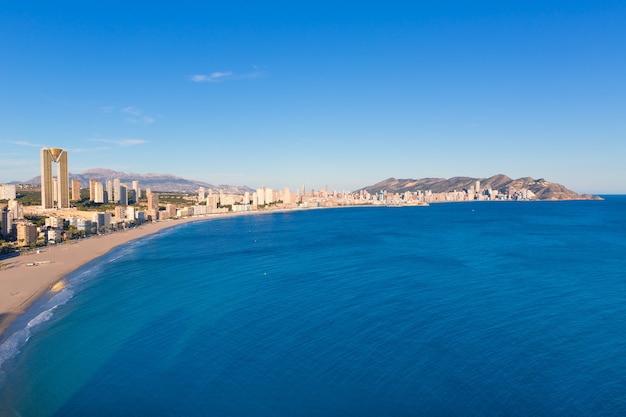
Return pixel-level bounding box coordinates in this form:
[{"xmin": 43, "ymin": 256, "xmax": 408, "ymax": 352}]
[{"xmin": 0, "ymin": 215, "xmax": 212, "ymax": 337}]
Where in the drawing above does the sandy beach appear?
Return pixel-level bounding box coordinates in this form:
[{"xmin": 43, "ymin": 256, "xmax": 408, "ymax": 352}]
[{"xmin": 0, "ymin": 215, "xmax": 213, "ymax": 337}]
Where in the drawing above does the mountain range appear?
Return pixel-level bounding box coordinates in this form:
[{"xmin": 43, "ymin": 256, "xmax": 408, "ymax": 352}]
[
  {"xmin": 18, "ymin": 171, "xmax": 599, "ymax": 200},
  {"xmin": 22, "ymin": 168, "xmax": 254, "ymax": 194},
  {"xmin": 359, "ymin": 174, "xmax": 601, "ymax": 200}
]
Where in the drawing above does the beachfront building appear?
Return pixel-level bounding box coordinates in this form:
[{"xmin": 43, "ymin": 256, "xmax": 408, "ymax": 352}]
[
  {"xmin": 189, "ymin": 204, "xmax": 206, "ymax": 215},
  {"xmin": 114, "ymin": 206, "xmax": 127, "ymax": 221},
  {"xmin": 17, "ymin": 223, "xmax": 38, "ymax": 247},
  {"xmin": 166, "ymin": 204, "xmax": 177, "ymax": 218},
  {"xmin": 40, "ymin": 147, "xmax": 70, "ymax": 209},
  {"xmin": 45, "ymin": 228, "xmax": 62, "ymax": 244},
  {"xmin": 67, "ymin": 217, "xmax": 94, "ymax": 235},
  {"xmin": 283, "ymin": 187, "xmax": 292, "ymax": 204},
  {"xmin": 207, "ymin": 194, "xmax": 219, "ymax": 210},
  {"xmin": 92, "ymin": 212, "xmax": 112, "ymax": 231},
  {"xmin": 1, "ymin": 208, "xmax": 12, "ymax": 238},
  {"xmin": 126, "ymin": 206, "xmax": 137, "ymax": 222}
]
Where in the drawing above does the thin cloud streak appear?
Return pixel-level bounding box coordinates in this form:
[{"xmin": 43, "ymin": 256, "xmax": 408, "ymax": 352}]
[
  {"xmin": 122, "ymin": 106, "xmax": 156, "ymax": 125},
  {"xmin": 87, "ymin": 138, "xmax": 148, "ymax": 147},
  {"xmin": 10, "ymin": 140, "xmax": 45, "ymax": 148},
  {"xmin": 191, "ymin": 72, "xmax": 233, "ymax": 83},
  {"xmin": 122, "ymin": 106, "xmax": 142, "ymax": 116}
]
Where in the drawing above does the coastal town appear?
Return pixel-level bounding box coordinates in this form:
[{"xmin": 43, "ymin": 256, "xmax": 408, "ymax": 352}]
[{"xmin": 1, "ymin": 147, "xmax": 561, "ymax": 252}]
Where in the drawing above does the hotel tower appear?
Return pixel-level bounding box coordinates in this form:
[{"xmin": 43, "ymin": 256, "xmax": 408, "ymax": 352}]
[{"xmin": 40, "ymin": 147, "xmax": 70, "ymax": 209}]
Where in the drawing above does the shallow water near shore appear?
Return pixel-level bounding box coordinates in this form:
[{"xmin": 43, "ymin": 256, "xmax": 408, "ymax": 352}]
[{"xmin": 1, "ymin": 198, "xmax": 626, "ymax": 416}]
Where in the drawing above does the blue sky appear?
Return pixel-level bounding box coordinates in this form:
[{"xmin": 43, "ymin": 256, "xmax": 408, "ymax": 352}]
[{"xmin": 1, "ymin": 1, "xmax": 625, "ymax": 193}]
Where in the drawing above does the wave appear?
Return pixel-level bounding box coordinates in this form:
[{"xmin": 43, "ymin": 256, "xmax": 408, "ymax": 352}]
[
  {"xmin": 0, "ymin": 239, "xmax": 142, "ymax": 378},
  {"xmin": 0, "ymin": 287, "xmax": 76, "ymax": 379}
]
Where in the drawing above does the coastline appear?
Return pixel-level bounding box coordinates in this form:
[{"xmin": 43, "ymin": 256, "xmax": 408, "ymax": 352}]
[{"xmin": 0, "ymin": 213, "xmax": 232, "ymax": 338}]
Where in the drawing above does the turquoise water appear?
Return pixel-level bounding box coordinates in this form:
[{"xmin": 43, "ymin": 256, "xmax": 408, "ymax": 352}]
[{"xmin": 1, "ymin": 198, "xmax": 626, "ymax": 416}]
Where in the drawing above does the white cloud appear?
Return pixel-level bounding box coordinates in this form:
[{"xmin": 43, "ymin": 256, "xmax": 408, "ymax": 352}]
[
  {"xmin": 126, "ymin": 116, "xmax": 155, "ymax": 125},
  {"xmin": 122, "ymin": 106, "xmax": 142, "ymax": 116},
  {"xmin": 71, "ymin": 146, "xmax": 110, "ymax": 153},
  {"xmin": 88, "ymin": 138, "xmax": 148, "ymax": 147},
  {"xmin": 190, "ymin": 71, "xmax": 234, "ymax": 83},
  {"xmin": 190, "ymin": 69, "xmax": 266, "ymax": 83},
  {"xmin": 10, "ymin": 140, "xmax": 44, "ymax": 147},
  {"xmin": 119, "ymin": 106, "xmax": 156, "ymax": 125}
]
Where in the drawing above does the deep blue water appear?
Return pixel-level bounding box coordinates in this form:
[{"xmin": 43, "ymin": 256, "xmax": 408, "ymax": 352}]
[{"xmin": 1, "ymin": 197, "xmax": 626, "ymax": 416}]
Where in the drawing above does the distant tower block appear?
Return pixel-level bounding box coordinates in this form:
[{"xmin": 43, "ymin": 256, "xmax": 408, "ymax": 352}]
[{"xmin": 40, "ymin": 147, "xmax": 69, "ymax": 209}]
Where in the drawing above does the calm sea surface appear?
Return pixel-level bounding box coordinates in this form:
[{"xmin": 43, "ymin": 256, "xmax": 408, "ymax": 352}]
[{"xmin": 1, "ymin": 197, "xmax": 625, "ymax": 416}]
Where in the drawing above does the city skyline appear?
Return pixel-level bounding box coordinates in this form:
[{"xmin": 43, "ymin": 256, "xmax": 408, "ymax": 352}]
[{"xmin": 1, "ymin": 2, "xmax": 625, "ymax": 193}]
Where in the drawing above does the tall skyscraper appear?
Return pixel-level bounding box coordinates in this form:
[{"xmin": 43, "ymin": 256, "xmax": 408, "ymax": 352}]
[
  {"xmin": 114, "ymin": 178, "xmax": 121, "ymax": 203},
  {"xmin": 94, "ymin": 181, "xmax": 105, "ymax": 203},
  {"xmin": 71, "ymin": 179, "xmax": 81, "ymax": 201},
  {"xmin": 106, "ymin": 180, "xmax": 113, "ymax": 203},
  {"xmin": 132, "ymin": 180, "xmax": 140, "ymax": 200},
  {"xmin": 283, "ymin": 187, "xmax": 292, "ymax": 204},
  {"xmin": 89, "ymin": 179, "xmax": 98, "ymax": 201},
  {"xmin": 147, "ymin": 188, "xmax": 159, "ymax": 211},
  {"xmin": 40, "ymin": 147, "xmax": 69, "ymax": 209},
  {"xmin": 119, "ymin": 185, "xmax": 127, "ymax": 205},
  {"xmin": 1, "ymin": 208, "xmax": 12, "ymax": 238}
]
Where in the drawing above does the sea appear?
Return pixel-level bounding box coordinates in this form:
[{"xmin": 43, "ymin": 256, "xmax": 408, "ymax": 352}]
[{"xmin": 0, "ymin": 196, "xmax": 625, "ymax": 416}]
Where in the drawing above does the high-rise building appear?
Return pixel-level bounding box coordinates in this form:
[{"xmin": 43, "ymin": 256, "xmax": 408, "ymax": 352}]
[
  {"xmin": 106, "ymin": 180, "xmax": 113, "ymax": 203},
  {"xmin": 71, "ymin": 179, "xmax": 81, "ymax": 201},
  {"xmin": 92, "ymin": 212, "xmax": 111, "ymax": 230},
  {"xmin": 94, "ymin": 181, "xmax": 105, "ymax": 203},
  {"xmin": 126, "ymin": 206, "xmax": 136, "ymax": 221},
  {"xmin": 89, "ymin": 179, "xmax": 98, "ymax": 201},
  {"xmin": 147, "ymin": 188, "xmax": 159, "ymax": 211},
  {"xmin": 198, "ymin": 187, "xmax": 206, "ymax": 201},
  {"xmin": 118, "ymin": 185, "xmax": 127, "ymax": 205},
  {"xmin": 1, "ymin": 208, "xmax": 12, "ymax": 238},
  {"xmin": 283, "ymin": 187, "xmax": 292, "ymax": 204},
  {"xmin": 115, "ymin": 205, "xmax": 127, "ymax": 221},
  {"xmin": 207, "ymin": 194, "xmax": 219, "ymax": 210},
  {"xmin": 0, "ymin": 184, "xmax": 17, "ymax": 200},
  {"xmin": 114, "ymin": 178, "xmax": 121, "ymax": 203},
  {"xmin": 17, "ymin": 223, "xmax": 38, "ymax": 247},
  {"xmin": 255, "ymin": 188, "xmax": 265, "ymax": 206},
  {"xmin": 8, "ymin": 200, "xmax": 23, "ymax": 220},
  {"xmin": 40, "ymin": 147, "xmax": 69, "ymax": 209},
  {"xmin": 132, "ymin": 180, "xmax": 140, "ymax": 200}
]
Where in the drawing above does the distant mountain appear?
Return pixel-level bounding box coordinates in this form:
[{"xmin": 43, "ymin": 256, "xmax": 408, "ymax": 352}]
[
  {"xmin": 358, "ymin": 175, "xmax": 601, "ymax": 200},
  {"xmin": 24, "ymin": 168, "xmax": 254, "ymax": 194}
]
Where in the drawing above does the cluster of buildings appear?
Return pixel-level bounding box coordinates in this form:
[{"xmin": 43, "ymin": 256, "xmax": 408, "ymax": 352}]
[{"xmin": 1, "ymin": 147, "xmax": 543, "ymax": 250}]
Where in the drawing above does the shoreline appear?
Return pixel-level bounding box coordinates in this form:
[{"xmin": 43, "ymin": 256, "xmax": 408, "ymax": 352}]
[{"xmin": 0, "ymin": 211, "xmax": 264, "ymax": 338}]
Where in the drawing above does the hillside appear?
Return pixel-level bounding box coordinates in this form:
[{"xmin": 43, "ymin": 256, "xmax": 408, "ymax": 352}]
[
  {"xmin": 23, "ymin": 168, "xmax": 254, "ymax": 194},
  {"xmin": 359, "ymin": 175, "xmax": 601, "ymax": 200}
]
